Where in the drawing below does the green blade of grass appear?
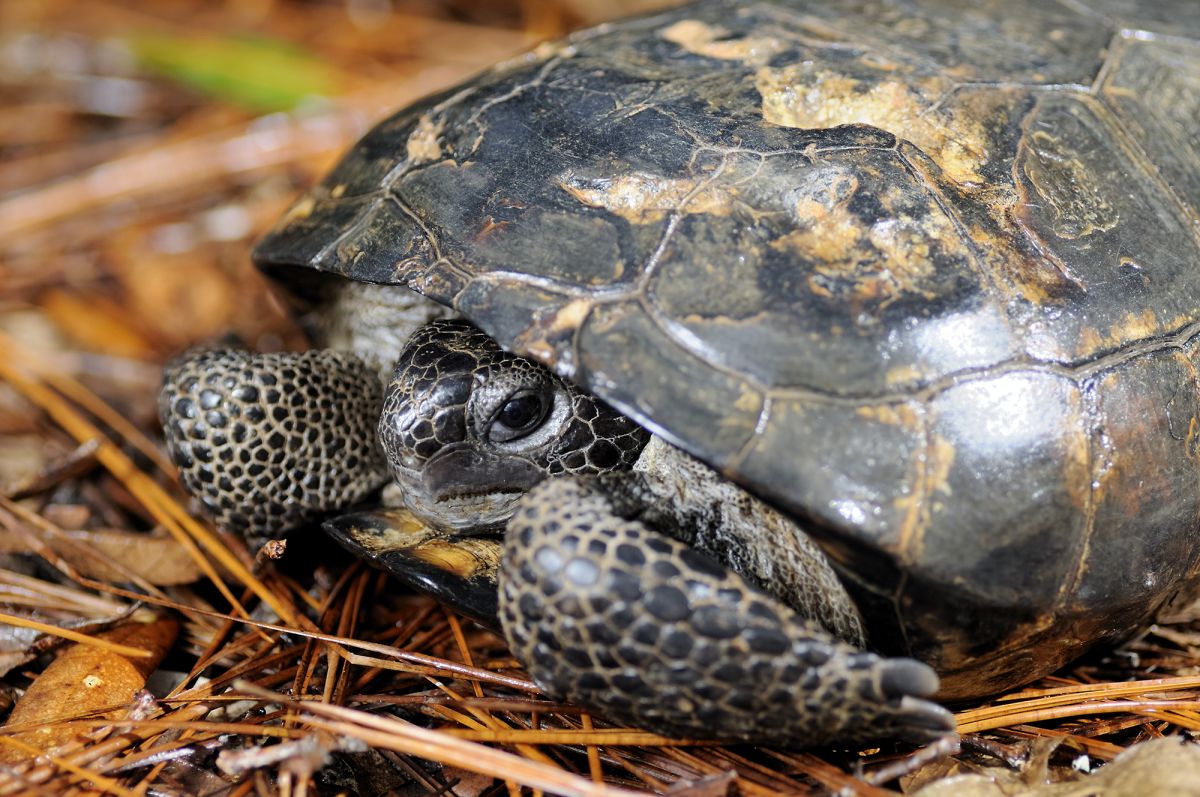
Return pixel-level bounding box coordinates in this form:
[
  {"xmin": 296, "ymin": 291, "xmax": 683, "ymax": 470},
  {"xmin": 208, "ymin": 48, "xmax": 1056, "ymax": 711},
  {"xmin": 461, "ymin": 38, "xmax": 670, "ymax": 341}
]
[{"xmin": 129, "ymin": 33, "xmax": 344, "ymax": 112}]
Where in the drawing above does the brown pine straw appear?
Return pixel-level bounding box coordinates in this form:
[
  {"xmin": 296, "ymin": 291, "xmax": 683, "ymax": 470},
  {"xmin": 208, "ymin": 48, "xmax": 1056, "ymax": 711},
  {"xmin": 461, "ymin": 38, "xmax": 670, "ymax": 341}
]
[
  {"xmin": 580, "ymin": 710, "xmax": 606, "ymax": 783},
  {"xmin": 960, "ymin": 700, "xmax": 1200, "ymax": 734},
  {"xmin": 33, "ymin": 363, "xmax": 176, "ymax": 477},
  {"xmin": 0, "ymin": 569, "xmax": 129, "ymax": 616},
  {"xmin": 0, "ymin": 494, "xmax": 173, "ymax": 603},
  {"xmin": 439, "ymin": 610, "xmax": 561, "ymax": 791},
  {"xmin": 0, "ymin": 330, "xmax": 295, "ymax": 625},
  {"xmin": 999, "ymin": 673, "xmax": 1200, "ymax": 701},
  {"xmin": 0, "ymin": 700, "xmax": 284, "ymax": 793},
  {"xmin": 437, "ymin": 728, "xmax": 706, "ymax": 746},
  {"xmin": 234, "ymin": 682, "xmax": 647, "ymax": 797},
  {"xmin": 955, "ymin": 674, "xmax": 1200, "ymax": 732},
  {"xmin": 0, "ymin": 92, "xmax": 358, "ymax": 238},
  {"xmin": 0, "ymin": 716, "xmax": 303, "ymax": 741},
  {"xmin": 0, "ymin": 611, "xmax": 152, "ymax": 659},
  {"xmin": 15, "ymin": 566, "xmax": 542, "ymax": 693},
  {"xmin": 0, "ymin": 736, "xmax": 144, "ymax": 797},
  {"xmin": 1000, "ymin": 726, "xmax": 1134, "ymax": 761}
]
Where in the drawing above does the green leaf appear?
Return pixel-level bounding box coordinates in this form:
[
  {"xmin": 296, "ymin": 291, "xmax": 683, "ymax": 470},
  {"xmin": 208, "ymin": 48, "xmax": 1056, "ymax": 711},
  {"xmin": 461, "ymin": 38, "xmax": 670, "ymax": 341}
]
[{"xmin": 129, "ymin": 33, "xmax": 343, "ymax": 112}]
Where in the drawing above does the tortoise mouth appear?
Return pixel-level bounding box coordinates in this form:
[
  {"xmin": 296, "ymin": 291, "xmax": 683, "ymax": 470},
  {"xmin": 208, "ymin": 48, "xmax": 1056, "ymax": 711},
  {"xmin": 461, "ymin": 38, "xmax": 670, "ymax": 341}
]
[
  {"xmin": 421, "ymin": 446, "xmax": 546, "ymax": 501},
  {"xmin": 391, "ymin": 445, "xmax": 547, "ymax": 532},
  {"xmin": 401, "ymin": 488, "xmax": 528, "ymax": 533},
  {"xmin": 434, "ymin": 486, "xmax": 526, "ymax": 500}
]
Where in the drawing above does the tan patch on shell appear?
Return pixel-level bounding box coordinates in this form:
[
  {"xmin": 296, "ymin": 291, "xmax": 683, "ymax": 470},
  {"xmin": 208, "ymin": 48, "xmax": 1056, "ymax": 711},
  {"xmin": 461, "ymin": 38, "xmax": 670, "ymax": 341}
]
[
  {"xmin": 548, "ymin": 297, "xmax": 592, "ymax": 332},
  {"xmin": 1089, "ymin": 392, "xmax": 1118, "ymax": 507},
  {"xmin": 407, "ymin": 538, "xmax": 502, "ymax": 579},
  {"xmin": 885, "ymin": 363, "xmax": 924, "ymax": 388},
  {"xmin": 343, "ymin": 509, "xmax": 500, "ymax": 580},
  {"xmin": 1064, "ymin": 404, "xmax": 1093, "ymax": 514},
  {"xmin": 531, "ymin": 40, "xmax": 576, "ymax": 61},
  {"xmin": 776, "ymin": 178, "xmax": 958, "ymax": 307},
  {"xmin": 491, "ymin": 41, "xmax": 577, "ymax": 77},
  {"xmin": 515, "ymin": 297, "xmax": 594, "ymax": 364},
  {"xmin": 557, "ymin": 171, "xmax": 735, "ymax": 224},
  {"xmin": 280, "ymin": 195, "xmax": 317, "ymax": 225},
  {"xmin": 964, "ymin": 217, "xmax": 1077, "ymax": 307},
  {"xmin": 855, "ymin": 403, "xmax": 921, "ymax": 428},
  {"xmin": 1021, "ymin": 128, "xmax": 1118, "ymax": 240},
  {"xmin": 852, "ymin": 402, "xmax": 953, "ymax": 560},
  {"xmin": 891, "ymin": 145, "xmax": 1086, "ymax": 310},
  {"xmin": 343, "ymin": 509, "xmax": 431, "ymax": 553},
  {"xmin": 660, "ymin": 19, "xmax": 784, "ymax": 65},
  {"xmin": 1186, "ymin": 415, "xmax": 1200, "ymax": 468},
  {"xmin": 406, "ymin": 114, "xmax": 444, "ymax": 164},
  {"xmin": 756, "ymin": 67, "xmax": 987, "ymax": 185},
  {"xmin": 1079, "ymin": 309, "xmax": 1162, "ymax": 353},
  {"xmin": 895, "ymin": 432, "xmax": 956, "ymax": 560}
]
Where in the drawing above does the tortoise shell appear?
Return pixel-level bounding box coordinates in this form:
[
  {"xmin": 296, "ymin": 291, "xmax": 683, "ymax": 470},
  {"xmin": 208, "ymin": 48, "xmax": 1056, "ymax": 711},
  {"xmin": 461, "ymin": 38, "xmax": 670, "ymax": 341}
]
[{"xmin": 253, "ymin": 0, "xmax": 1200, "ymax": 698}]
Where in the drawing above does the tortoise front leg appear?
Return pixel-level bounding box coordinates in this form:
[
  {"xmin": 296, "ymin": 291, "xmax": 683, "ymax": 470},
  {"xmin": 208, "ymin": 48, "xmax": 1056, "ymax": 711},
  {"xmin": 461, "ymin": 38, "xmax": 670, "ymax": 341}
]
[
  {"xmin": 159, "ymin": 348, "xmax": 389, "ymax": 543},
  {"xmin": 500, "ymin": 477, "xmax": 955, "ymax": 746},
  {"xmin": 159, "ymin": 281, "xmax": 448, "ymax": 543}
]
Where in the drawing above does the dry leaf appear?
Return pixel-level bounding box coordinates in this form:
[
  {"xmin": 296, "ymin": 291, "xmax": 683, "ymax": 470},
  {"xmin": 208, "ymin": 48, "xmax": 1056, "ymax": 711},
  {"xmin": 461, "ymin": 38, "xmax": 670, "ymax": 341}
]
[
  {"xmin": 0, "ymin": 615, "xmax": 178, "ymax": 765},
  {"xmin": 0, "ymin": 527, "xmax": 204, "ymax": 585},
  {"xmin": 912, "ymin": 738, "xmax": 1200, "ymax": 797}
]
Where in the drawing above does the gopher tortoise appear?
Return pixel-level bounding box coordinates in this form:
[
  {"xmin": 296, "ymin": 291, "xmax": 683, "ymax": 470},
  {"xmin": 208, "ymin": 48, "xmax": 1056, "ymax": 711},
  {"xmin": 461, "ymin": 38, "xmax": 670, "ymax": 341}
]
[{"xmin": 161, "ymin": 0, "xmax": 1200, "ymax": 746}]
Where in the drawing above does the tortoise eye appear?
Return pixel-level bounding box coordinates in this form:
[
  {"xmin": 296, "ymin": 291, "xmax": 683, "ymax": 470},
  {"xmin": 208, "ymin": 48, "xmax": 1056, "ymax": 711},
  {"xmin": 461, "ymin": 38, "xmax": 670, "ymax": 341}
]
[{"xmin": 490, "ymin": 391, "xmax": 549, "ymax": 441}]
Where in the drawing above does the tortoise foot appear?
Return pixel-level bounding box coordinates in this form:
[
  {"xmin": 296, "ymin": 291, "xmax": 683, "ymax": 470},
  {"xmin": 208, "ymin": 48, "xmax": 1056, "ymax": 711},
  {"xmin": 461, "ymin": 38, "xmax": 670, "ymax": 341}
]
[
  {"xmin": 500, "ymin": 477, "xmax": 955, "ymax": 746},
  {"xmin": 159, "ymin": 348, "xmax": 388, "ymax": 540}
]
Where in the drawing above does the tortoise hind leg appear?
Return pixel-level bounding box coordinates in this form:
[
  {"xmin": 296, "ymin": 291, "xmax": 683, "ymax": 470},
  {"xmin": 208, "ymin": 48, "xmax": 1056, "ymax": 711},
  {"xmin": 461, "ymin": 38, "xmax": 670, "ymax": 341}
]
[{"xmin": 500, "ymin": 477, "xmax": 955, "ymax": 746}]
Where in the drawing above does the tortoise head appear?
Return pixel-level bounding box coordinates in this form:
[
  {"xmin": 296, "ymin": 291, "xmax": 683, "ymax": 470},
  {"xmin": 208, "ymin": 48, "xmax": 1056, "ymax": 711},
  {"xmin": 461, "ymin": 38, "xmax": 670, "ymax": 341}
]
[{"xmin": 379, "ymin": 319, "xmax": 648, "ymax": 532}]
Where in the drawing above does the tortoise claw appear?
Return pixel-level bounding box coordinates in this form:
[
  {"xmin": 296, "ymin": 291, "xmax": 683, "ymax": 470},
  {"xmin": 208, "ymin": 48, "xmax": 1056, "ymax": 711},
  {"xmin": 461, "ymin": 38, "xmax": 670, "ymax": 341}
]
[
  {"xmin": 880, "ymin": 659, "xmax": 940, "ymax": 699},
  {"xmin": 889, "ymin": 696, "xmax": 957, "ymax": 745}
]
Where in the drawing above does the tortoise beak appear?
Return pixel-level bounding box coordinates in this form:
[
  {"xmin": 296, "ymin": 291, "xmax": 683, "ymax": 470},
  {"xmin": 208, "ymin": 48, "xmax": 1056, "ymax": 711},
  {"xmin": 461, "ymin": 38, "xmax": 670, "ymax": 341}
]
[{"xmin": 421, "ymin": 446, "xmax": 546, "ymax": 503}]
